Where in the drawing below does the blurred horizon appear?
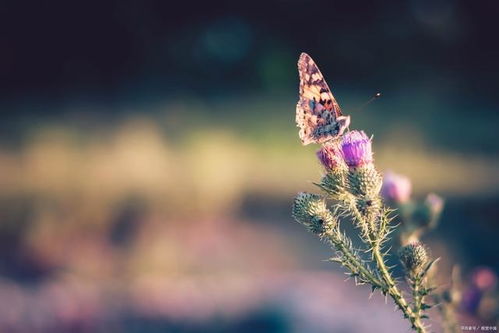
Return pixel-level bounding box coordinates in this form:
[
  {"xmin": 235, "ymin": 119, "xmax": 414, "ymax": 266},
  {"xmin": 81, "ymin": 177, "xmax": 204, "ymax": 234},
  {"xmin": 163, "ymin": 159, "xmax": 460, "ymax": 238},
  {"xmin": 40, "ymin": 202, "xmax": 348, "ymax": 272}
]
[{"xmin": 0, "ymin": 0, "xmax": 498, "ymax": 332}]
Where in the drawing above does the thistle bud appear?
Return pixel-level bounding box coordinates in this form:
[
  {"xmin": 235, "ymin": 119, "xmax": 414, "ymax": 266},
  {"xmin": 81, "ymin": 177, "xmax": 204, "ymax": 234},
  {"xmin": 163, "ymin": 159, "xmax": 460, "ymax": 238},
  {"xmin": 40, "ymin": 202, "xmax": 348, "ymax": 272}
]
[
  {"xmin": 292, "ymin": 192, "xmax": 336, "ymax": 234},
  {"xmin": 381, "ymin": 171, "xmax": 412, "ymax": 204},
  {"xmin": 398, "ymin": 242, "xmax": 428, "ymax": 275},
  {"xmin": 317, "ymin": 142, "xmax": 348, "ymax": 198},
  {"xmin": 425, "ymin": 193, "xmax": 444, "ymax": 219},
  {"xmin": 316, "ymin": 142, "xmax": 347, "ymax": 172},
  {"xmin": 413, "ymin": 193, "xmax": 444, "ymax": 229},
  {"xmin": 347, "ymin": 166, "xmax": 383, "ymax": 197}
]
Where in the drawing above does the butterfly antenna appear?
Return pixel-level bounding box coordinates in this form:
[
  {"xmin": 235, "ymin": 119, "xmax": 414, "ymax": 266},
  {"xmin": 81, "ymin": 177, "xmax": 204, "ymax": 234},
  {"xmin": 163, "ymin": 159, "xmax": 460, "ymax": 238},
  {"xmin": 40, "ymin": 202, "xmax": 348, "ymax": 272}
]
[{"xmin": 355, "ymin": 92, "xmax": 381, "ymax": 112}]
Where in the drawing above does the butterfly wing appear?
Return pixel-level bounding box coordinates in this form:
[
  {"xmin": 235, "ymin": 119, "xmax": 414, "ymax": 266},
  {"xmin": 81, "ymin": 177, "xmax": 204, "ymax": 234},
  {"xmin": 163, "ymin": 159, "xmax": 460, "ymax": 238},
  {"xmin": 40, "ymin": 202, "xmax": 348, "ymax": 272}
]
[
  {"xmin": 296, "ymin": 52, "xmax": 348, "ymax": 145},
  {"xmin": 298, "ymin": 53, "xmax": 342, "ymax": 116}
]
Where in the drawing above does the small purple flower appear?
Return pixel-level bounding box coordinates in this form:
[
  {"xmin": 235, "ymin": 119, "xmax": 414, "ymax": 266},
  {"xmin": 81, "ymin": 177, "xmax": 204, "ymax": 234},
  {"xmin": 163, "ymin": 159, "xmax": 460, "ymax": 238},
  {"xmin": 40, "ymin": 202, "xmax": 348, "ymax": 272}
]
[
  {"xmin": 381, "ymin": 171, "xmax": 412, "ymax": 203},
  {"xmin": 341, "ymin": 130, "xmax": 373, "ymax": 167},
  {"xmin": 471, "ymin": 267, "xmax": 497, "ymax": 292},
  {"xmin": 425, "ymin": 193, "xmax": 444, "ymax": 217},
  {"xmin": 316, "ymin": 143, "xmax": 344, "ymax": 171}
]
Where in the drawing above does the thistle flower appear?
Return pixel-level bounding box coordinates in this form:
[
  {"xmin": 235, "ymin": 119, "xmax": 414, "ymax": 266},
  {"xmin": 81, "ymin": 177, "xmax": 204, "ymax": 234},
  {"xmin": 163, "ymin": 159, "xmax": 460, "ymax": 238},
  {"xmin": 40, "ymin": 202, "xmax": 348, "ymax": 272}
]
[
  {"xmin": 292, "ymin": 192, "xmax": 336, "ymax": 234},
  {"xmin": 341, "ymin": 130, "xmax": 373, "ymax": 168},
  {"xmin": 316, "ymin": 142, "xmax": 348, "ymax": 197},
  {"xmin": 381, "ymin": 171, "xmax": 412, "ymax": 204},
  {"xmin": 398, "ymin": 242, "xmax": 428, "ymax": 275},
  {"xmin": 341, "ymin": 131, "xmax": 382, "ymax": 198},
  {"xmin": 316, "ymin": 142, "xmax": 346, "ymax": 172}
]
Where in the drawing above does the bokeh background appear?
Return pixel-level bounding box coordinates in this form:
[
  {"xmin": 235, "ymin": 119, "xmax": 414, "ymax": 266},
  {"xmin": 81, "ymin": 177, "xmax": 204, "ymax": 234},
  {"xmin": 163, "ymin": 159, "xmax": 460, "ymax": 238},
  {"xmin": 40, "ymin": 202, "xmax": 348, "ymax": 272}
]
[{"xmin": 0, "ymin": 0, "xmax": 498, "ymax": 332}]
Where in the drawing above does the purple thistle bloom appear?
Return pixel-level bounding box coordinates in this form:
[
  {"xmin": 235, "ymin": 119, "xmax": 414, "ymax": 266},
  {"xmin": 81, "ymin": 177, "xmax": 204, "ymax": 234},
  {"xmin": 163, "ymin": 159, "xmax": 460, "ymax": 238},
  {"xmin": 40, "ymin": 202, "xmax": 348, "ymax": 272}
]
[
  {"xmin": 316, "ymin": 143, "xmax": 344, "ymax": 171},
  {"xmin": 341, "ymin": 130, "xmax": 373, "ymax": 167},
  {"xmin": 381, "ymin": 171, "xmax": 412, "ymax": 203}
]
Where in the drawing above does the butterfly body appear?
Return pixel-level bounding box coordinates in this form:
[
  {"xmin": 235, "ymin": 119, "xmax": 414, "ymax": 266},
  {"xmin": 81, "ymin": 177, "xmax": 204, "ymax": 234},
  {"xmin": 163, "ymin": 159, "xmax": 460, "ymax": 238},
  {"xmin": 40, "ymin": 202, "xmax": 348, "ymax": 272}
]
[{"xmin": 296, "ymin": 52, "xmax": 350, "ymax": 145}]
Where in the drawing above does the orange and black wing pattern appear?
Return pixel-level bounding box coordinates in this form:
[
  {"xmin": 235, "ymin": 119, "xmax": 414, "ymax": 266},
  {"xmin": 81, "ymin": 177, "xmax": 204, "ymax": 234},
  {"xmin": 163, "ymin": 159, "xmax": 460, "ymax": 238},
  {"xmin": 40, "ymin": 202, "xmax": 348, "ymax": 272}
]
[{"xmin": 296, "ymin": 53, "xmax": 345, "ymax": 145}]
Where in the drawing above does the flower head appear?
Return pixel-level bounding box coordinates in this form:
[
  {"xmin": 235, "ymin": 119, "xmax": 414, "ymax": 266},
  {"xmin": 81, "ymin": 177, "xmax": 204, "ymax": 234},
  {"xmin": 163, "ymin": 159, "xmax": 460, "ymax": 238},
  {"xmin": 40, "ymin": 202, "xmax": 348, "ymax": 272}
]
[
  {"xmin": 398, "ymin": 242, "xmax": 428, "ymax": 274},
  {"xmin": 292, "ymin": 192, "xmax": 336, "ymax": 234},
  {"xmin": 381, "ymin": 171, "xmax": 412, "ymax": 204},
  {"xmin": 341, "ymin": 131, "xmax": 381, "ymax": 197},
  {"xmin": 316, "ymin": 142, "xmax": 345, "ymax": 172},
  {"xmin": 341, "ymin": 130, "xmax": 373, "ymax": 168}
]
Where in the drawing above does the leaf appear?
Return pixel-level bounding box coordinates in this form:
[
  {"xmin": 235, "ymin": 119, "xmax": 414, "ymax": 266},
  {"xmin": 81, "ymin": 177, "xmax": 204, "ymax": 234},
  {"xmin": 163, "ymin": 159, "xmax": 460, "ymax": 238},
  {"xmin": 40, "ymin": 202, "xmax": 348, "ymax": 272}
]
[
  {"xmin": 419, "ymin": 286, "xmax": 437, "ymax": 296},
  {"xmin": 421, "ymin": 303, "xmax": 432, "ymax": 310},
  {"xmin": 418, "ymin": 289, "xmax": 429, "ymax": 296}
]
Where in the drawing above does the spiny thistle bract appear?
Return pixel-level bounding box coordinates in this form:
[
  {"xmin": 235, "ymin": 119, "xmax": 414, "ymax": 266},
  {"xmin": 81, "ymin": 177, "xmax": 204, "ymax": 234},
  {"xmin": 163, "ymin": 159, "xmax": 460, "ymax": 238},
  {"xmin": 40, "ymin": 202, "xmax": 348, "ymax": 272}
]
[
  {"xmin": 292, "ymin": 192, "xmax": 336, "ymax": 235},
  {"xmin": 292, "ymin": 129, "xmax": 442, "ymax": 333},
  {"xmin": 316, "ymin": 141, "xmax": 349, "ymax": 199},
  {"xmin": 318, "ymin": 172, "xmax": 347, "ymax": 199},
  {"xmin": 341, "ymin": 131, "xmax": 382, "ymax": 198},
  {"xmin": 398, "ymin": 242, "xmax": 429, "ymax": 275}
]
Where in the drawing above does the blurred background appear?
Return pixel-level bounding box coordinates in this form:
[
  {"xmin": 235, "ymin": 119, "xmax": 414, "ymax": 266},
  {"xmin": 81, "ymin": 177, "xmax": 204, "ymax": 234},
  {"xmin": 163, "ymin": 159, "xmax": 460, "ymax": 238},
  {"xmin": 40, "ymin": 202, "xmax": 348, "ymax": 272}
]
[{"xmin": 0, "ymin": 0, "xmax": 498, "ymax": 332}]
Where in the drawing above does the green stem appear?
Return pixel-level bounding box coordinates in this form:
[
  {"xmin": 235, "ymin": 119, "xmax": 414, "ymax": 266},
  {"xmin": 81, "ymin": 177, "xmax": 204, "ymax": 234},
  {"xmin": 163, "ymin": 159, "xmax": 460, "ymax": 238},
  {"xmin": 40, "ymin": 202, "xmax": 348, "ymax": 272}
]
[
  {"xmin": 346, "ymin": 196, "xmax": 426, "ymax": 332},
  {"xmin": 373, "ymin": 244, "xmax": 427, "ymax": 333},
  {"xmin": 331, "ymin": 236, "xmax": 385, "ymax": 289},
  {"xmin": 344, "ymin": 195, "xmax": 372, "ymax": 241},
  {"xmin": 412, "ymin": 275, "xmax": 424, "ymax": 325}
]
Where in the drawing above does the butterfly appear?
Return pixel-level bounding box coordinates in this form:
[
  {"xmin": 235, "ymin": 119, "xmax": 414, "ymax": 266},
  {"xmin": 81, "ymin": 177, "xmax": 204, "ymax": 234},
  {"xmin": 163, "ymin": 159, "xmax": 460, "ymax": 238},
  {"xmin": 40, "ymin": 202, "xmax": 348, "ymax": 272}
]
[{"xmin": 296, "ymin": 52, "xmax": 351, "ymax": 145}]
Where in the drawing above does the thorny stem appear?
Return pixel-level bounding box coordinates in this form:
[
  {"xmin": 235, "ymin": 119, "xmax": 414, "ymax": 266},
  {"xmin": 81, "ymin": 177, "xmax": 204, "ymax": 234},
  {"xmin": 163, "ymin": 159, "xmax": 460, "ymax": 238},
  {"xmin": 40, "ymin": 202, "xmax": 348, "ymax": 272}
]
[
  {"xmin": 411, "ymin": 275, "xmax": 425, "ymax": 327},
  {"xmin": 372, "ymin": 243, "xmax": 427, "ymax": 333},
  {"xmin": 345, "ymin": 195, "xmax": 427, "ymax": 332},
  {"xmin": 344, "ymin": 195, "xmax": 372, "ymax": 241},
  {"xmin": 326, "ymin": 231, "xmax": 385, "ymax": 289}
]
